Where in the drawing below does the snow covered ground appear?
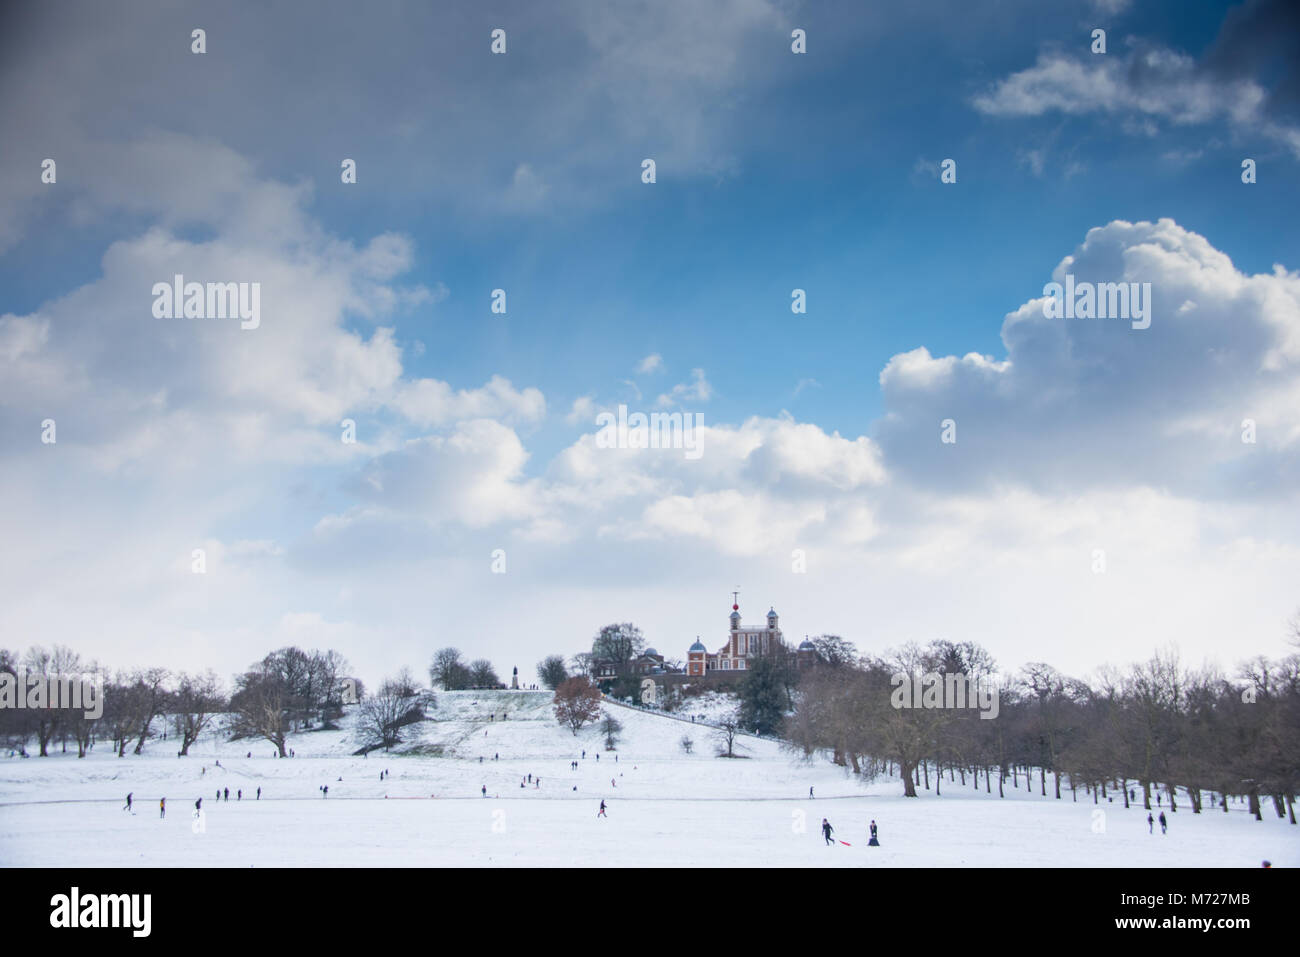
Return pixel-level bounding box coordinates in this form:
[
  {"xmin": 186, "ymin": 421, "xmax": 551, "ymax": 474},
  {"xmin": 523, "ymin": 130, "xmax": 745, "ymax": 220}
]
[{"xmin": 1, "ymin": 691, "xmax": 1294, "ymax": 867}]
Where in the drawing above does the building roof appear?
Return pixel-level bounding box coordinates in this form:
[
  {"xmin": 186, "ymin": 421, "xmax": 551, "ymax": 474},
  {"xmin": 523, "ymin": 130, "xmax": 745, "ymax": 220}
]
[{"xmin": 689, "ymin": 639, "xmax": 706, "ymax": 652}]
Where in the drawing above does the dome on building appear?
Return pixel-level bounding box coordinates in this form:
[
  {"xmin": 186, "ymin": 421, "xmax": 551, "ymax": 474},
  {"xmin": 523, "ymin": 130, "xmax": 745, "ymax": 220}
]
[
  {"xmin": 768, "ymin": 607, "xmax": 778, "ymax": 617},
  {"xmin": 689, "ymin": 639, "xmax": 707, "ymax": 653},
  {"xmin": 730, "ymin": 609, "xmax": 741, "ymax": 620},
  {"xmin": 798, "ymin": 639, "xmax": 815, "ymax": 651},
  {"xmin": 644, "ymin": 647, "xmax": 658, "ymax": 657}
]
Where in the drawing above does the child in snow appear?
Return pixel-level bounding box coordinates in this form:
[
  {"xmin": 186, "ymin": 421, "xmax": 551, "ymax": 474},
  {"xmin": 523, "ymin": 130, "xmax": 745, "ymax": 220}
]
[
  {"xmin": 822, "ymin": 819, "xmax": 834, "ymax": 845},
  {"xmin": 598, "ymin": 800, "xmax": 607, "ymax": 817}
]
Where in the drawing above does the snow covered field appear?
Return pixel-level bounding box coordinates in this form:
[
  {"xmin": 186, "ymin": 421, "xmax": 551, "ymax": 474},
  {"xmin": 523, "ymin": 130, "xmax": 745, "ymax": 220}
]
[{"xmin": 1, "ymin": 691, "xmax": 1294, "ymax": 867}]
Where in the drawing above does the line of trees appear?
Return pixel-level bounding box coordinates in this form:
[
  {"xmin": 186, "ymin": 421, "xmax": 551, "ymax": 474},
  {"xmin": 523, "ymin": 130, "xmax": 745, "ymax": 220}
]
[
  {"xmin": 228, "ymin": 647, "xmax": 352, "ymax": 756},
  {"xmin": 786, "ymin": 638, "xmax": 1300, "ymax": 822},
  {"xmin": 428, "ymin": 648, "xmax": 501, "ymax": 691},
  {"xmin": 0, "ymin": 644, "xmax": 360, "ymax": 760}
]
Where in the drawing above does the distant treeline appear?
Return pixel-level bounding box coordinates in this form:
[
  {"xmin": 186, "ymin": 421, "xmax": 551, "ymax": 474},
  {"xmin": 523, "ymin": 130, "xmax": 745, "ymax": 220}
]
[{"xmin": 779, "ymin": 638, "xmax": 1298, "ymax": 821}]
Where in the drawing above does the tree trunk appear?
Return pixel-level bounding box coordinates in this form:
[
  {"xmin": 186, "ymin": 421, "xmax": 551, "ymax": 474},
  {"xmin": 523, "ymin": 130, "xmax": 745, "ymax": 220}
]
[
  {"xmin": 901, "ymin": 759, "xmax": 918, "ymax": 797},
  {"xmin": 1248, "ymin": 788, "xmax": 1262, "ymax": 821}
]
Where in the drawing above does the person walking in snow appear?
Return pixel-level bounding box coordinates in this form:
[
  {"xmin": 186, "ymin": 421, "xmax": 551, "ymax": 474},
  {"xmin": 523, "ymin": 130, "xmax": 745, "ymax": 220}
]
[
  {"xmin": 323, "ymin": 785, "xmax": 328, "ymax": 798},
  {"xmin": 1147, "ymin": 813, "xmax": 1154, "ymax": 833},
  {"xmin": 195, "ymin": 798, "xmax": 202, "ymax": 812},
  {"xmin": 124, "ymin": 793, "xmax": 133, "ymax": 812},
  {"xmin": 598, "ymin": 800, "xmax": 607, "ymax": 818},
  {"xmin": 237, "ymin": 789, "xmax": 242, "ymax": 801},
  {"xmin": 159, "ymin": 797, "xmax": 166, "ymax": 819},
  {"xmin": 868, "ymin": 820, "xmax": 880, "ymax": 846},
  {"xmin": 822, "ymin": 818, "xmax": 834, "ymax": 845},
  {"xmin": 256, "ymin": 787, "xmax": 261, "ymax": 800},
  {"xmin": 1159, "ymin": 811, "xmax": 1167, "ymax": 834},
  {"xmin": 482, "ymin": 785, "xmax": 487, "ymax": 798},
  {"xmin": 223, "ymin": 787, "xmax": 229, "ymax": 802},
  {"xmin": 809, "ymin": 786, "xmax": 814, "ymax": 799}
]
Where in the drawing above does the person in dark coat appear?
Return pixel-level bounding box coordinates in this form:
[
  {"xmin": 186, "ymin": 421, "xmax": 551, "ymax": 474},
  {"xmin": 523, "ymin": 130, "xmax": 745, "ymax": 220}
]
[
  {"xmin": 868, "ymin": 820, "xmax": 880, "ymax": 846},
  {"xmin": 1159, "ymin": 811, "xmax": 1167, "ymax": 834},
  {"xmin": 822, "ymin": 818, "xmax": 835, "ymax": 845}
]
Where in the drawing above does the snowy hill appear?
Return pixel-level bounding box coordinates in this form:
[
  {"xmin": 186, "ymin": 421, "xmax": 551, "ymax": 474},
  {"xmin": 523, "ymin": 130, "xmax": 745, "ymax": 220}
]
[{"xmin": 1, "ymin": 690, "xmax": 1295, "ymax": 867}]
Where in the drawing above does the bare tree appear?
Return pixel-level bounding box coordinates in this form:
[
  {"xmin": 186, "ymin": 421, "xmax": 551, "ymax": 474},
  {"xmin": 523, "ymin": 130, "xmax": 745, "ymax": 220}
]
[
  {"xmin": 130, "ymin": 667, "xmax": 169, "ymax": 754},
  {"xmin": 230, "ymin": 659, "xmax": 292, "ymax": 757},
  {"xmin": 430, "ymin": 648, "xmax": 471, "ymax": 691},
  {"xmin": 357, "ymin": 678, "xmax": 410, "ymax": 752},
  {"xmin": 172, "ymin": 671, "xmax": 224, "ymax": 756},
  {"xmin": 553, "ymin": 676, "xmax": 602, "ymax": 735},
  {"xmin": 601, "ymin": 713, "xmax": 623, "ymax": 750},
  {"xmin": 469, "ymin": 659, "xmax": 501, "ymax": 689},
  {"xmin": 537, "ymin": 655, "xmax": 568, "ymax": 690},
  {"xmin": 715, "ymin": 708, "xmax": 741, "ymax": 758}
]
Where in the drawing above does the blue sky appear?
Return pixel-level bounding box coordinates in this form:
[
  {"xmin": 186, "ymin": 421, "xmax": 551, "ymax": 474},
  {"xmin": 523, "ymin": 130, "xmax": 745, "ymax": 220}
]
[{"xmin": 1, "ymin": 0, "xmax": 1298, "ymax": 685}]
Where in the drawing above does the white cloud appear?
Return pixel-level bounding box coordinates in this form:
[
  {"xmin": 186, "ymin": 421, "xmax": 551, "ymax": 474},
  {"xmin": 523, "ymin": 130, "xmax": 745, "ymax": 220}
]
[
  {"xmin": 973, "ymin": 50, "xmax": 1300, "ymax": 158},
  {"xmin": 636, "ymin": 353, "xmax": 664, "ymax": 374},
  {"xmin": 392, "ymin": 375, "xmax": 546, "ymax": 429},
  {"xmin": 657, "ymin": 368, "xmax": 712, "ymax": 407}
]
